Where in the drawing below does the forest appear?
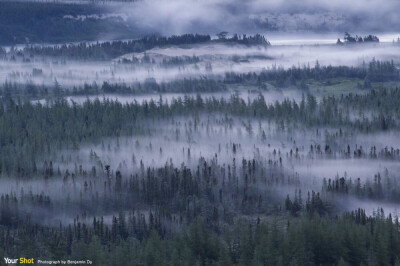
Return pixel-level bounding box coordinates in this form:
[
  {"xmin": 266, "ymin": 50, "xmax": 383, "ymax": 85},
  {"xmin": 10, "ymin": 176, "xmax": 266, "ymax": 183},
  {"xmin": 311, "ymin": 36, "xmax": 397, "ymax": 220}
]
[
  {"xmin": 1, "ymin": 74, "xmax": 400, "ymax": 265},
  {"xmin": 1, "ymin": 0, "xmax": 400, "ymax": 265}
]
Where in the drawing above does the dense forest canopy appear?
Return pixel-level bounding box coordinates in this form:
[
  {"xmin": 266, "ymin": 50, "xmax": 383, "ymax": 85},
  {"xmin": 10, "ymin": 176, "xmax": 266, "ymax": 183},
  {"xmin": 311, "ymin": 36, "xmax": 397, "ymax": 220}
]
[
  {"xmin": 1, "ymin": 89, "xmax": 400, "ymax": 264},
  {"xmin": 2, "ymin": 39, "xmax": 400, "ymax": 264},
  {"xmin": 1, "ymin": 0, "xmax": 400, "ymax": 264}
]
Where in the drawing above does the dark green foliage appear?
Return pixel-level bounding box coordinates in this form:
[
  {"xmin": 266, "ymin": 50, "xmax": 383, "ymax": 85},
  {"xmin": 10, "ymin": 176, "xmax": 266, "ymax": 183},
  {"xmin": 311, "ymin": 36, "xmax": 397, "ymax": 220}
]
[
  {"xmin": 342, "ymin": 32, "xmax": 380, "ymax": 44},
  {"xmin": 19, "ymin": 33, "xmax": 270, "ymax": 60},
  {"xmin": 0, "ymin": 87, "xmax": 398, "ymax": 175},
  {"xmin": 23, "ymin": 34, "xmax": 212, "ymax": 60},
  {"xmin": 1, "ymin": 211, "xmax": 399, "ymax": 266},
  {"xmin": 225, "ymin": 59, "xmax": 400, "ymax": 86},
  {"xmin": 215, "ymin": 33, "xmax": 270, "ymax": 46}
]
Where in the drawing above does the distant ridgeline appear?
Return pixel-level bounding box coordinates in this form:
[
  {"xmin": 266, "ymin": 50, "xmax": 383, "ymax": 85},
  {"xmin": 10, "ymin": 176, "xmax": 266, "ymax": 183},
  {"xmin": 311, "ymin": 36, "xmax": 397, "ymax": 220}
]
[
  {"xmin": 0, "ymin": 1, "xmax": 135, "ymax": 45},
  {"xmin": 15, "ymin": 34, "xmax": 209, "ymax": 60},
  {"xmin": 337, "ymin": 32, "xmax": 379, "ymax": 45},
  {"xmin": 19, "ymin": 33, "xmax": 270, "ymax": 60}
]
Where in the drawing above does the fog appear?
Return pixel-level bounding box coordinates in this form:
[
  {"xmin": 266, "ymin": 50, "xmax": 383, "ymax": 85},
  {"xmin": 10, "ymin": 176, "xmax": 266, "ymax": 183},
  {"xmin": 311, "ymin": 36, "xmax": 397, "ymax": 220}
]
[
  {"xmin": 3, "ymin": 1, "xmax": 400, "ymax": 261},
  {"xmin": 108, "ymin": 0, "xmax": 400, "ymax": 35},
  {"xmin": 2, "ymin": 40, "xmax": 400, "ymax": 89},
  {"xmin": 1, "ymin": 110, "xmax": 399, "ymax": 224},
  {"xmin": 1, "ymin": 0, "xmax": 400, "ymax": 230}
]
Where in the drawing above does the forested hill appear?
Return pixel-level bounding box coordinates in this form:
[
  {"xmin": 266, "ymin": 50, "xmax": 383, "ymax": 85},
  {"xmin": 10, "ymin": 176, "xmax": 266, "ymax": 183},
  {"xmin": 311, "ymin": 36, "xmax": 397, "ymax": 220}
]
[
  {"xmin": 0, "ymin": 1, "xmax": 139, "ymax": 45},
  {"xmin": 20, "ymin": 33, "xmax": 269, "ymax": 60},
  {"xmin": 22, "ymin": 34, "xmax": 212, "ymax": 60}
]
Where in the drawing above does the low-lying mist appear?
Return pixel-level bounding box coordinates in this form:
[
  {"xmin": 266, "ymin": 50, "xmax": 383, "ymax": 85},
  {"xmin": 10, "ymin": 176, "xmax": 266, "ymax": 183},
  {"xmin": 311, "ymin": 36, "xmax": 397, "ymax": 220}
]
[
  {"xmin": 2, "ymin": 41, "xmax": 400, "ymax": 89},
  {"xmin": 1, "ymin": 111, "xmax": 400, "ymax": 226}
]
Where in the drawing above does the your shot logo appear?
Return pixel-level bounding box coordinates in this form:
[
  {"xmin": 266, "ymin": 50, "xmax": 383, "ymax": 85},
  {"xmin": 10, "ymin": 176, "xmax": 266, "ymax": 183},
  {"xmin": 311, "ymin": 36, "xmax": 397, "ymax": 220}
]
[{"xmin": 4, "ymin": 257, "xmax": 34, "ymax": 264}]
